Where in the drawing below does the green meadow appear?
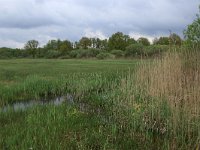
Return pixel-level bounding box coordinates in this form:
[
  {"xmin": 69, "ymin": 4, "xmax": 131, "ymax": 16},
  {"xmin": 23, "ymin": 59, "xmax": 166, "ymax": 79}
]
[
  {"xmin": 0, "ymin": 59, "xmax": 137, "ymax": 105},
  {"xmin": 0, "ymin": 55, "xmax": 200, "ymax": 149}
]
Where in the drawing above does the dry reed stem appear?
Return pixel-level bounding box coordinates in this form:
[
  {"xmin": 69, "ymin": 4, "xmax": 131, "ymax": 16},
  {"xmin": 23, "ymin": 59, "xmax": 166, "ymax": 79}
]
[{"xmin": 135, "ymin": 52, "xmax": 200, "ymax": 118}]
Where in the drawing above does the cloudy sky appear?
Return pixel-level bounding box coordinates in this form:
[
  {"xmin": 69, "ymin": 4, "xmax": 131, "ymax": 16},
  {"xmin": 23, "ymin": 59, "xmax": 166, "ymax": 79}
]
[{"xmin": 0, "ymin": 0, "xmax": 199, "ymax": 48}]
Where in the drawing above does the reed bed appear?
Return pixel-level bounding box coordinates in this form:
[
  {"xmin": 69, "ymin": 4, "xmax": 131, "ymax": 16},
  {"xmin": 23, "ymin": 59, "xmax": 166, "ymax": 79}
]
[{"xmin": 113, "ymin": 50, "xmax": 200, "ymax": 149}]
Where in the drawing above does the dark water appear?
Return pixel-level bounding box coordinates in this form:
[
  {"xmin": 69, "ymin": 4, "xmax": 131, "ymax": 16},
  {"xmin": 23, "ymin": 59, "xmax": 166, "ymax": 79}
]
[{"xmin": 0, "ymin": 94, "xmax": 74, "ymax": 112}]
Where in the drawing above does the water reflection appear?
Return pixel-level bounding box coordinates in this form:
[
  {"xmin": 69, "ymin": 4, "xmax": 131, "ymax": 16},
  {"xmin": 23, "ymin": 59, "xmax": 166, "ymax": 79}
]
[{"xmin": 1, "ymin": 94, "xmax": 74, "ymax": 112}]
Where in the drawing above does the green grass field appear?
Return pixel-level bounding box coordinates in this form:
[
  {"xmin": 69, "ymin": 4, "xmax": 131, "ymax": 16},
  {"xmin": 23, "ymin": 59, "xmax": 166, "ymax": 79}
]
[
  {"xmin": 0, "ymin": 58, "xmax": 199, "ymax": 149},
  {"xmin": 0, "ymin": 59, "xmax": 138, "ymax": 105}
]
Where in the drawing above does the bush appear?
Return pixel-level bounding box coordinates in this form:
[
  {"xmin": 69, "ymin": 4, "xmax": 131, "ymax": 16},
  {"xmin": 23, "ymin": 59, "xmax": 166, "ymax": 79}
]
[
  {"xmin": 45, "ymin": 50, "xmax": 62, "ymax": 58},
  {"xmin": 144, "ymin": 45, "xmax": 168, "ymax": 57},
  {"xmin": 76, "ymin": 50, "xmax": 88, "ymax": 58},
  {"xmin": 125, "ymin": 43, "xmax": 144, "ymax": 57},
  {"xmin": 110, "ymin": 50, "xmax": 124, "ymax": 58},
  {"xmin": 69, "ymin": 49, "xmax": 101, "ymax": 58},
  {"xmin": 0, "ymin": 48, "xmax": 29, "ymax": 59},
  {"xmin": 69, "ymin": 50, "xmax": 79, "ymax": 58},
  {"xmin": 59, "ymin": 55, "xmax": 71, "ymax": 59},
  {"xmin": 96, "ymin": 53, "xmax": 113, "ymax": 59},
  {"xmin": 35, "ymin": 48, "xmax": 50, "ymax": 58},
  {"xmin": 87, "ymin": 48, "xmax": 101, "ymax": 57}
]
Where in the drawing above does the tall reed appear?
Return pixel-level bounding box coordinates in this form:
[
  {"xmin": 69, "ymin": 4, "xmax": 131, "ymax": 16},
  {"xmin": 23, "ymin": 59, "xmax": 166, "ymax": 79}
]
[{"xmin": 132, "ymin": 49, "xmax": 200, "ymax": 148}]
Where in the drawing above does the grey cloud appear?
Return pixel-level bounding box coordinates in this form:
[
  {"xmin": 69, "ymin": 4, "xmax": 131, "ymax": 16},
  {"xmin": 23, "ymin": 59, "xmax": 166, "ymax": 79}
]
[{"xmin": 0, "ymin": 0, "xmax": 199, "ymax": 48}]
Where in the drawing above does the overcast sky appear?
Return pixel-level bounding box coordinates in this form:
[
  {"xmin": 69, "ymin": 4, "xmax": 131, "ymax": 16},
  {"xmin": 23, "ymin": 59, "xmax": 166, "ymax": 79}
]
[{"xmin": 0, "ymin": 0, "xmax": 199, "ymax": 48}]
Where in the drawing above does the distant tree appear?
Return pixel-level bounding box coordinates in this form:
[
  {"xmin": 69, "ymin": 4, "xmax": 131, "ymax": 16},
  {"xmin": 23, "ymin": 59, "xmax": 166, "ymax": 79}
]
[
  {"xmin": 169, "ymin": 33, "xmax": 182, "ymax": 46},
  {"xmin": 24, "ymin": 40, "xmax": 39, "ymax": 58},
  {"xmin": 90, "ymin": 38, "xmax": 97, "ymax": 48},
  {"xmin": 0, "ymin": 47, "xmax": 28, "ymax": 58},
  {"xmin": 100, "ymin": 39, "xmax": 108, "ymax": 50},
  {"xmin": 88, "ymin": 38, "xmax": 109, "ymax": 49},
  {"xmin": 155, "ymin": 37, "xmax": 170, "ymax": 45},
  {"xmin": 89, "ymin": 38, "xmax": 103, "ymax": 49},
  {"xmin": 73, "ymin": 41, "xmax": 80, "ymax": 49},
  {"xmin": 44, "ymin": 39, "xmax": 73, "ymax": 53},
  {"xmin": 59, "ymin": 40, "xmax": 73, "ymax": 53},
  {"xmin": 79, "ymin": 37, "xmax": 92, "ymax": 49},
  {"xmin": 127, "ymin": 38, "xmax": 137, "ymax": 45},
  {"xmin": 108, "ymin": 32, "xmax": 125, "ymax": 50},
  {"xmin": 108, "ymin": 32, "xmax": 135, "ymax": 50},
  {"xmin": 44, "ymin": 40, "xmax": 59, "ymax": 50},
  {"xmin": 184, "ymin": 6, "xmax": 200, "ymax": 44},
  {"xmin": 95, "ymin": 38, "xmax": 102, "ymax": 48},
  {"xmin": 137, "ymin": 37, "xmax": 150, "ymax": 46},
  {"xmin": 153, "ymin": 38, "xmax": 159, "ymax": 45},
  {"xmin": 125, "ymin": 43, "xmax": 144, "ymax": 57}
]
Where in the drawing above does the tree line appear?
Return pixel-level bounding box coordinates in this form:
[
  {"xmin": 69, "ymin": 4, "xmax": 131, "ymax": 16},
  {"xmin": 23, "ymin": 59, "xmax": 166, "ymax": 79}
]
[
  {"xmin": 0, "ymin": 6, "xmax": 199, "ymax": 59},
  {"xmin": 0, "ymin": 32, "xmax": 183, "ymax": 59}
]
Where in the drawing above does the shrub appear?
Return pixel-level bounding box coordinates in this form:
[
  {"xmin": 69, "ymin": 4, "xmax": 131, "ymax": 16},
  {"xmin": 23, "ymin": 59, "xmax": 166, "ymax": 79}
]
[
  {"xmin": 59, "ymin": 55, "xmax": 71, "ymax": 59},
  {"xmin": 125, "ymin": 43, "xmax": 144, "ymax": 57},
  {"xmin": 45, "ymin": 50, "xmax": 62, "ymax": 58},
  {"xmin": 96, "ymin": 53, "xmax": 113, "ymax": 59},
  {"xmin": 110, "ymin": 50, "xmax": 124, "ymax": 58},
  {"xmin": 144, "ymin": 45, "xmax": 168, "ymax": 57},
  {"xmin": 76, "ymin": 49, "xmax": 98, "ymax": 58},
  {"xmin": 0, "ymin": 48, "xmax": 29, "ymax": 59},
  {"xmin": 69, "ymin": 50, "xmax": 79, "ymax": 58},
  {"xmin": 137, "ymin": 37, "xmax": 150, "ymax": 46},
  {"xmin": 69, "ymin": 49, "xmax": 101, "ymax": 59},
  {"xmin": 76, "ymin": 50, "xmax": 88, "ymax": 58},
  {"xmin": 87, "ymin": 48, "xmax": 101, "ymax": 57}
]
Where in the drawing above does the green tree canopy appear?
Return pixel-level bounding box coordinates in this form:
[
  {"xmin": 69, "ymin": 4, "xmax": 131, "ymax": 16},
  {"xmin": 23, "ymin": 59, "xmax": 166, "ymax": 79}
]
[
  {"xmin": 59, "ymin": 40, "xmax": 73, "ymax": 53},
  {"xmin": 137, "ymin": 37, "xmax": 150, "ymax": 46},
  {"xmin": 184, "ymin": 6, "xmax": 200, "ymax": 44},
  {"xmin": 44, "ymin": 39, "xmax": 73, "ymax": 53},
  {"xmin": 154, "ymin": 37, "xmax": 170, "ymax": 45},
  {"xmin": 108, "ymin": 32, "xmax": 136, "ymax": 50},
  {"xmin": 44, "ymin": 40, "xmax": 60, "ymax": 50},
  {"xmin": 24, "ymin": 40, "xmax": 39, "ymax": 58},
  {"xmin": 79, "ymin": 37, "xmax": 92, "ymax": 49},
  {"xmin": 169, "ymin": 33, "xmax": 182, "ymax": 46},
  {"xmin": 100, "ymin": 39, "xmax": 108, "ymax": 50}
]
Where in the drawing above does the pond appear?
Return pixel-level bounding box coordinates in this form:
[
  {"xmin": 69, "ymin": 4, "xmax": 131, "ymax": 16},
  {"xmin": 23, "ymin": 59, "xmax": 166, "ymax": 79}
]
[{"xmin": 0, "ymin": 94, "xmax": 74, "ymax": 112}]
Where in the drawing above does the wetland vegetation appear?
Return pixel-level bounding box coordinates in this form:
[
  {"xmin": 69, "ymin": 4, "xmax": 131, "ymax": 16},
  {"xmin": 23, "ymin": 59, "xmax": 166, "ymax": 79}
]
[
  {"xmin": 0, "ymin": 50, "xmax": 200, "ymax": 149},
  {"xmin": 1, "ymin": 4, "xmax": 200, "ymax": 150}
]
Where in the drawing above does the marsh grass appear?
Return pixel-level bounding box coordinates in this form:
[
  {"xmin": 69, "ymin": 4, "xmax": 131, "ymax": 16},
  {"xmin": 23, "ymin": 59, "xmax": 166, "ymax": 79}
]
[
  {"xmin": 0, "ymin": 59, "xmax": 136, "ymax": 106},
  {"xmin": 120, "ymin": 49, "xmax": 200, "ymax": 149},
  {"xmin": 0, "ymin": 56, "xmax": 200, "ymax": 149}
]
